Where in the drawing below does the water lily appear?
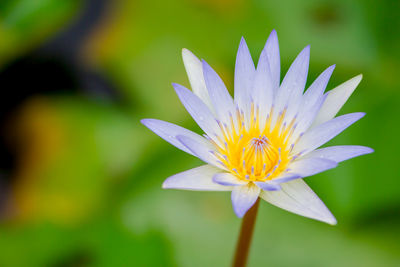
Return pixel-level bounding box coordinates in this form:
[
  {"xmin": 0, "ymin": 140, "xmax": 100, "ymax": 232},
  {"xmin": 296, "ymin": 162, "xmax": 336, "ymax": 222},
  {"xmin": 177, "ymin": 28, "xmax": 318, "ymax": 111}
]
[{"xmin": 142, "ymin": 30, "xmax": 372, "ymax": 225}]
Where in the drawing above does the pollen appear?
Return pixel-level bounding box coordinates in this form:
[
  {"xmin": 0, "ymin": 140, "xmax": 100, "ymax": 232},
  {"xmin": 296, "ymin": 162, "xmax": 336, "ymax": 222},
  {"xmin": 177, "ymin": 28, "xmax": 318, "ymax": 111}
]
[{"xmin": 211, "ymin": 106, "xmax": 295, "ymax": 182}]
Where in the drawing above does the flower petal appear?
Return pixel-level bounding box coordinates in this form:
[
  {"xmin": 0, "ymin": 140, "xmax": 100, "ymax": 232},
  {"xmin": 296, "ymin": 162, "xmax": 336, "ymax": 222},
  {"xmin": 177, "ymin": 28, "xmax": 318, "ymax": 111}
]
[
  {"xmin": 288, "ymin": 158, "xmax": 337, "ymax": 177},
  {"xmin": 270, "ymin": 173, "xmax": 302, "ymax": 184},
  {"xmin": 177, "ymin": 135, "xmax": 224, "ymax": 169},
  {"xmin": 213, "ymin": 172, "xmax": 247, "ymax": 186},
  {"xmin": 289, "ymin": 94, "xmax": 327, "ymax": 145},
  {"xmin": 255, "ymin": 173, "xmax": 302, "ymax": 191},
  {"xmin": 302, "ymin": 65, "xmax": 336, "ymax": 109},
  {"xmin": 182, "ymin": 48, "xmax": 214, "ymax": 111},
  {"xmin": 202, "ymin": 60, "xmax": 235, "ymax": 124},
  {"xmin": 141, "ymin": 119, "xmax": 209, "ymax": 156},
  {"xmin": 162, "ymin": 165, "xmax": 232, "ymax": 191},
  {"xmin": 173, "ymin": 83, "xmax": 222, "ymax": 141},
  {"xmin": 273, "ymin": 46, "xmax": 310, "ymax": 127},
  {"xmin": 251, "ymin": 46, "xmax": 274, "ymax": 129},
  {"xmin": 231, "ymin": 184, "xmax": 261, "ymax": 217},
  {"xmin": 262, "ymin": 29, "xmax": 280, "ymax": 91},
  {"xmin": 234, "ymin": 37, "xmax": 255, "ymax": 113},
  {"xmin": 292, "ymin": 112, "xmax": 365, "ymax": 155},
  {"xmin": 312, "ymin": 74, "xmax": 362, "ymax": 127},
  {"xmin": 289, "ymin": 65, "xmax": 335, "ymax": 144},
  {"xmin": 254, "ymin": 181, "xmax": 281, "ymax": 191},
  {"xmin": 260, "ymin": 179, "xmax": 336, "ymax": 224},
  {"xmin": 303, "ymin": 145, "xmax": 374, "ymax": 163}
]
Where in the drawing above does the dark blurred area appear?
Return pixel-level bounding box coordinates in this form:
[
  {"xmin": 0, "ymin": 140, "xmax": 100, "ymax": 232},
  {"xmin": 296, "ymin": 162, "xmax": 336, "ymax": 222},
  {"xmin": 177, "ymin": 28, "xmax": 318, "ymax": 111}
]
[
  {"xmin": 0, "ymin": 0, "xmax": 117, "ymax": 179},
  {"xmin": 0, "ymin": 0, "xmax": 399, "ymax": 266}
]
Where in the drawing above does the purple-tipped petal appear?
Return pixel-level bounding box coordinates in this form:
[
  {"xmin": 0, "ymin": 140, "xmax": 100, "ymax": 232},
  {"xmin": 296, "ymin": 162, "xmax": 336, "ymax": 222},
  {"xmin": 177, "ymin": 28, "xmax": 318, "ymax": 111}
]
[
  {"xmin": 293, "ymin": 112, "xmax": 365, "ymax": 155},
  {"xmin": 251, "ymin": 47, "xmax": 274, "ymax": 128},
  {"xmin": 177, "ymin": 135, "xmax": 224, "ymax": 169},
  {"xmin": 289, "ymin": 94, "xmax": 327, "ymax": 145},
  {"xmin": 182, "ymin": 49, "xmax": 214, "ymax": 111},
  {"xmin": 255, "ymin": 173, "xmax": 302, "ymax": 191},
  {"xmin": 289, "ymin": 65, "xmax": 335, "ymax": 142},
  {"xmin": 312, "ymin": 75, "xmax": 362, "ymax": 127},
  {"xmin": 202, "ymin": 60, "xmax": 235, "ymax": 124},
  {"xmin": 271, "ymin": 173, "xmax": 302, "ymax": 184},
  {"xmin": 304, "ymin": 145, "xmax": 374, "ymax": 163},
  {"xmin": 162, "ymin": 165, "xmax": 232, "ymax": 191},
  {"xmin": 260, "ymin": 179, "xmax": 337, "ymax": 225},
  {"xmin": 273, "ymin": 46, "xmax": 310, "ymax": 126},
  {"xmin": 173, "ymin": 83, "xmax": 222, "ymax": 140},
  {"xmin": 213, "ymin": 173, "xmax": 247, "ymax": 186},
  {"xmin": 262, "ymin": 30, "xmax": 280, "ymax": 91},
  {"xmin": 302, "ymin": 65, "xmax": 336, "ymax": 107},
  {"xmin": 288, "ymin": 158, "xmax": 337, "ymax": 177},
  {"xmin": 141, "ymin": 119, "xmax": 209, "ymax": 157},
  {"xmin": 231, "ymin": 184, "xmax": 260, "ymax": 218},
  {"xmin": 234, "ymin": 37, "xmax": 255, "ymax": 111},
  {"xmin": 255, "ymin": 182, "xmax": 281, "ymax": 191}
]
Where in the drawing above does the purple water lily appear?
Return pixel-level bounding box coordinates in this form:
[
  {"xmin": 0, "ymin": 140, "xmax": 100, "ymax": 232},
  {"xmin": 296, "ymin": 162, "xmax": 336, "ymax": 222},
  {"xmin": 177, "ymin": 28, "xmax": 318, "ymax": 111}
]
[{"xmin": 142, "ymin": 30, "xmax": 372, "ymax": 224}]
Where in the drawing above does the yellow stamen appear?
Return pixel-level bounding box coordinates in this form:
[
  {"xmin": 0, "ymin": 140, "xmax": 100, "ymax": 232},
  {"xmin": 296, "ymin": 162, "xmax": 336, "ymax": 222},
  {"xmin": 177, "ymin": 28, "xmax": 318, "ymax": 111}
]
[{"xmin": 216, "ymin": 108, "xmax": 293, "ymax": 182}]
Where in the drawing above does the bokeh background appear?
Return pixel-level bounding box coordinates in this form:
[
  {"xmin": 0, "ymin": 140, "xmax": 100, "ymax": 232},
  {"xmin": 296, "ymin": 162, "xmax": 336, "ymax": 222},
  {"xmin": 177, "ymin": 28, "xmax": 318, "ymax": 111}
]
[{"xmin": 0, "ymin": 0, "xmax": 399, "ymax": 266}]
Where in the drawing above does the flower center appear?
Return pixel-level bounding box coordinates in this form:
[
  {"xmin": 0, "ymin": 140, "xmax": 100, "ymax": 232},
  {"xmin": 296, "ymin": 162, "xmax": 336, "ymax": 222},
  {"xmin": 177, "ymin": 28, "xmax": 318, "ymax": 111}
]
[{"xmin": 211, "ymin": 108, "xmax": 294, "ymax": 182}]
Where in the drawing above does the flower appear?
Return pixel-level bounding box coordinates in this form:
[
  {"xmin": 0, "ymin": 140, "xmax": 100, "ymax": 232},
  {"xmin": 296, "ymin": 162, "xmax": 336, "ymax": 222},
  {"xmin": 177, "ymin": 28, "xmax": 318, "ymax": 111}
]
[{"xmin": 141, "ymin": 30, "xmax": 373, "ymax": 224}]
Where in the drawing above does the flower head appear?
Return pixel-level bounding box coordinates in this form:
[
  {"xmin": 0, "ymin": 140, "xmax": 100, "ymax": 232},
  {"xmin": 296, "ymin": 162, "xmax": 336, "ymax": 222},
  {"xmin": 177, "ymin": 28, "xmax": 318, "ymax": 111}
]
[{"xmin": 142, "ymin": 30, "xmax": 373, "ymax": 224}]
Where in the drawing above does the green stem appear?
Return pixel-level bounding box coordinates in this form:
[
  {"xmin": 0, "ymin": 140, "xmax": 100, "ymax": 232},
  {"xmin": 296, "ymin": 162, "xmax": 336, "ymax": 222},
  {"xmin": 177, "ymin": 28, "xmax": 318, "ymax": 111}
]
[{"xmin": 232, "ymin": 198, "xmax": 260, "ymax": 267}]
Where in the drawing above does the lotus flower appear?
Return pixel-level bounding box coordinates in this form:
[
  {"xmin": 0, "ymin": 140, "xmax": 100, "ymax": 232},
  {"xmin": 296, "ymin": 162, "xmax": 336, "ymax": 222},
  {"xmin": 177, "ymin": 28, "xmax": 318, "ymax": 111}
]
[{"xmin": 142, "ymin": 30, "xmax": 373, "ymax": 224}]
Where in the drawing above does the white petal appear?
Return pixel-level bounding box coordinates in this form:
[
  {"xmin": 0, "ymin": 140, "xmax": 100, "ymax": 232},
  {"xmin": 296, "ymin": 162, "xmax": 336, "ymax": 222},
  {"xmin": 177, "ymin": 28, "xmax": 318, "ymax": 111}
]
[
  {"xmin": 292, "ymin": 112, "xmax": 365, "ymax": 155},
  {"xmin": 260, "ymin": 179, "xmax": 336, "ymax": 224},
  {"xmin": 254, "ymin": 181, "xmax": 281, "ymax": 191},
  {"xmin": 303, "ymin": 145, "xmax": 374, "ymax": 163},
  {"xmin": 234, "ymin": 37, "xmax": 255, "ymax": 115},
  {"xmin": 213, "ymin": 172, "xmax": 247, "ymax": 186},
  {"xmin": 231, "ymin": 184, "xmax": 260, "ymax": 218},
  {"xmin": 312, "ymin": 75, "xmax": 362, "ymax": 127},
  {"xmin": 255, "ymin": 173, "xmax": 302, "ymax": 191},
  {"xmin": 262, "ymin": 29, "xmax": 280, "ymax": 91},
  {"xmin": 202, "ymin": 60, "xmax": 235, "ymax": 124},
  {"xmin": 173, "ymin": 83, "xmax": 222, "ymax": 142},
  {"xmin": 272, "ymin": 46, "xmax": 310, "ymax": 127},
  {"xmin": 141, "ymin": 119, "xmax": 209, "ymax": 156},
  {"xmin": 289, "ymin": 65, "xmax": 335, "ymax": 144},
  {"xmin": 162, "ymin": 165, "xmax": 232, "ymax": 191},
  {"xmin": 251, "ymin": 47, "xmax": 274, "ymax": 129},
  {"xmin": 182, "ymin": 48, "xmax": 214, "ymax": 111},
  {"xmin": 270, "ymin": 173, "xmax": 302, "ymax": 184},
  {"xmin": 302, "ymin": 65, "xmax": 336, "ymax": 109},
  {"xmin": 288, "ymin": 94, "xmax": 327, "ymax": 145},
  {"xmin": 177, "ymin": 135, "xmax": 224, "ymax": 169},
  {"xmin": 288, "ymin": 158, "xmax": 337, "ymax": 177}
]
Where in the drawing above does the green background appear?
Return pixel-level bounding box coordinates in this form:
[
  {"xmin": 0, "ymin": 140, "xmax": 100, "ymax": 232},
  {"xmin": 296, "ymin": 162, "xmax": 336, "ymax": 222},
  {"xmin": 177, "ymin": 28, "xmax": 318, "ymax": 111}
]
[{"xmin": 0, "ymin": 0, "xmax": 399, "ymax": 266}]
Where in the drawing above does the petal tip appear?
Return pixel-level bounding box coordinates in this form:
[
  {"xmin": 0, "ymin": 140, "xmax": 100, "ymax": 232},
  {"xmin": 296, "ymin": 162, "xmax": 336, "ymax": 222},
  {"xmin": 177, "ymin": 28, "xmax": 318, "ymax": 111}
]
[
  {"xmin": 239, "ymin": 36, "xmax": 249, "ymax": 49},
  {"xmin": 303, "ymin": 45, "xmax": 311, "ymax": 55},
  {"xmin": 358, "ymin": 112, "xmax": 366, "ymax": 119},
  {"xmin": 140, "ymin": 118, "xmax": 149, "ymax": 125},
  {"xmin": 161, "ymin": 179, "xmax": 170, "ymax": 189},
  {"xmin": 326, "ymin": 216, "xmax": 337, "ymax": 225},
  {"xmin": 364, "ymin": 147, "xmax": 374, "ymax": 154},
  {"xmin": 233, "ymin": 207, "xmax": 246, "ymax": 218},
  {"xmin": 172, "ymin": 83, "xmax": 186, "ymax": 93},
  {"xmin": 267, "ymin": 29, "xmax": 278, "ymax": 41}
]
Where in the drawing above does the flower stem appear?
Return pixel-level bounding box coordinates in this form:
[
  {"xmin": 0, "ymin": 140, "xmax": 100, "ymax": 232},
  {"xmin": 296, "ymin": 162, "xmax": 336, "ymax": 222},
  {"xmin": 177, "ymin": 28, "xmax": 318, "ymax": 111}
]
[{"xmin": 232, "ymin": 198, "xmax": 260, "ymax": 267}]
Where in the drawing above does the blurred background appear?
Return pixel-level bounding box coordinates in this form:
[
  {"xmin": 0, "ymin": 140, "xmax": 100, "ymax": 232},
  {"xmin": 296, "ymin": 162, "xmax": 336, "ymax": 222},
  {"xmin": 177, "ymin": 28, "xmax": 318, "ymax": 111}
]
[{"xmin": 0, "ymin": 0, "xmax": 399, "ymax": 266}]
